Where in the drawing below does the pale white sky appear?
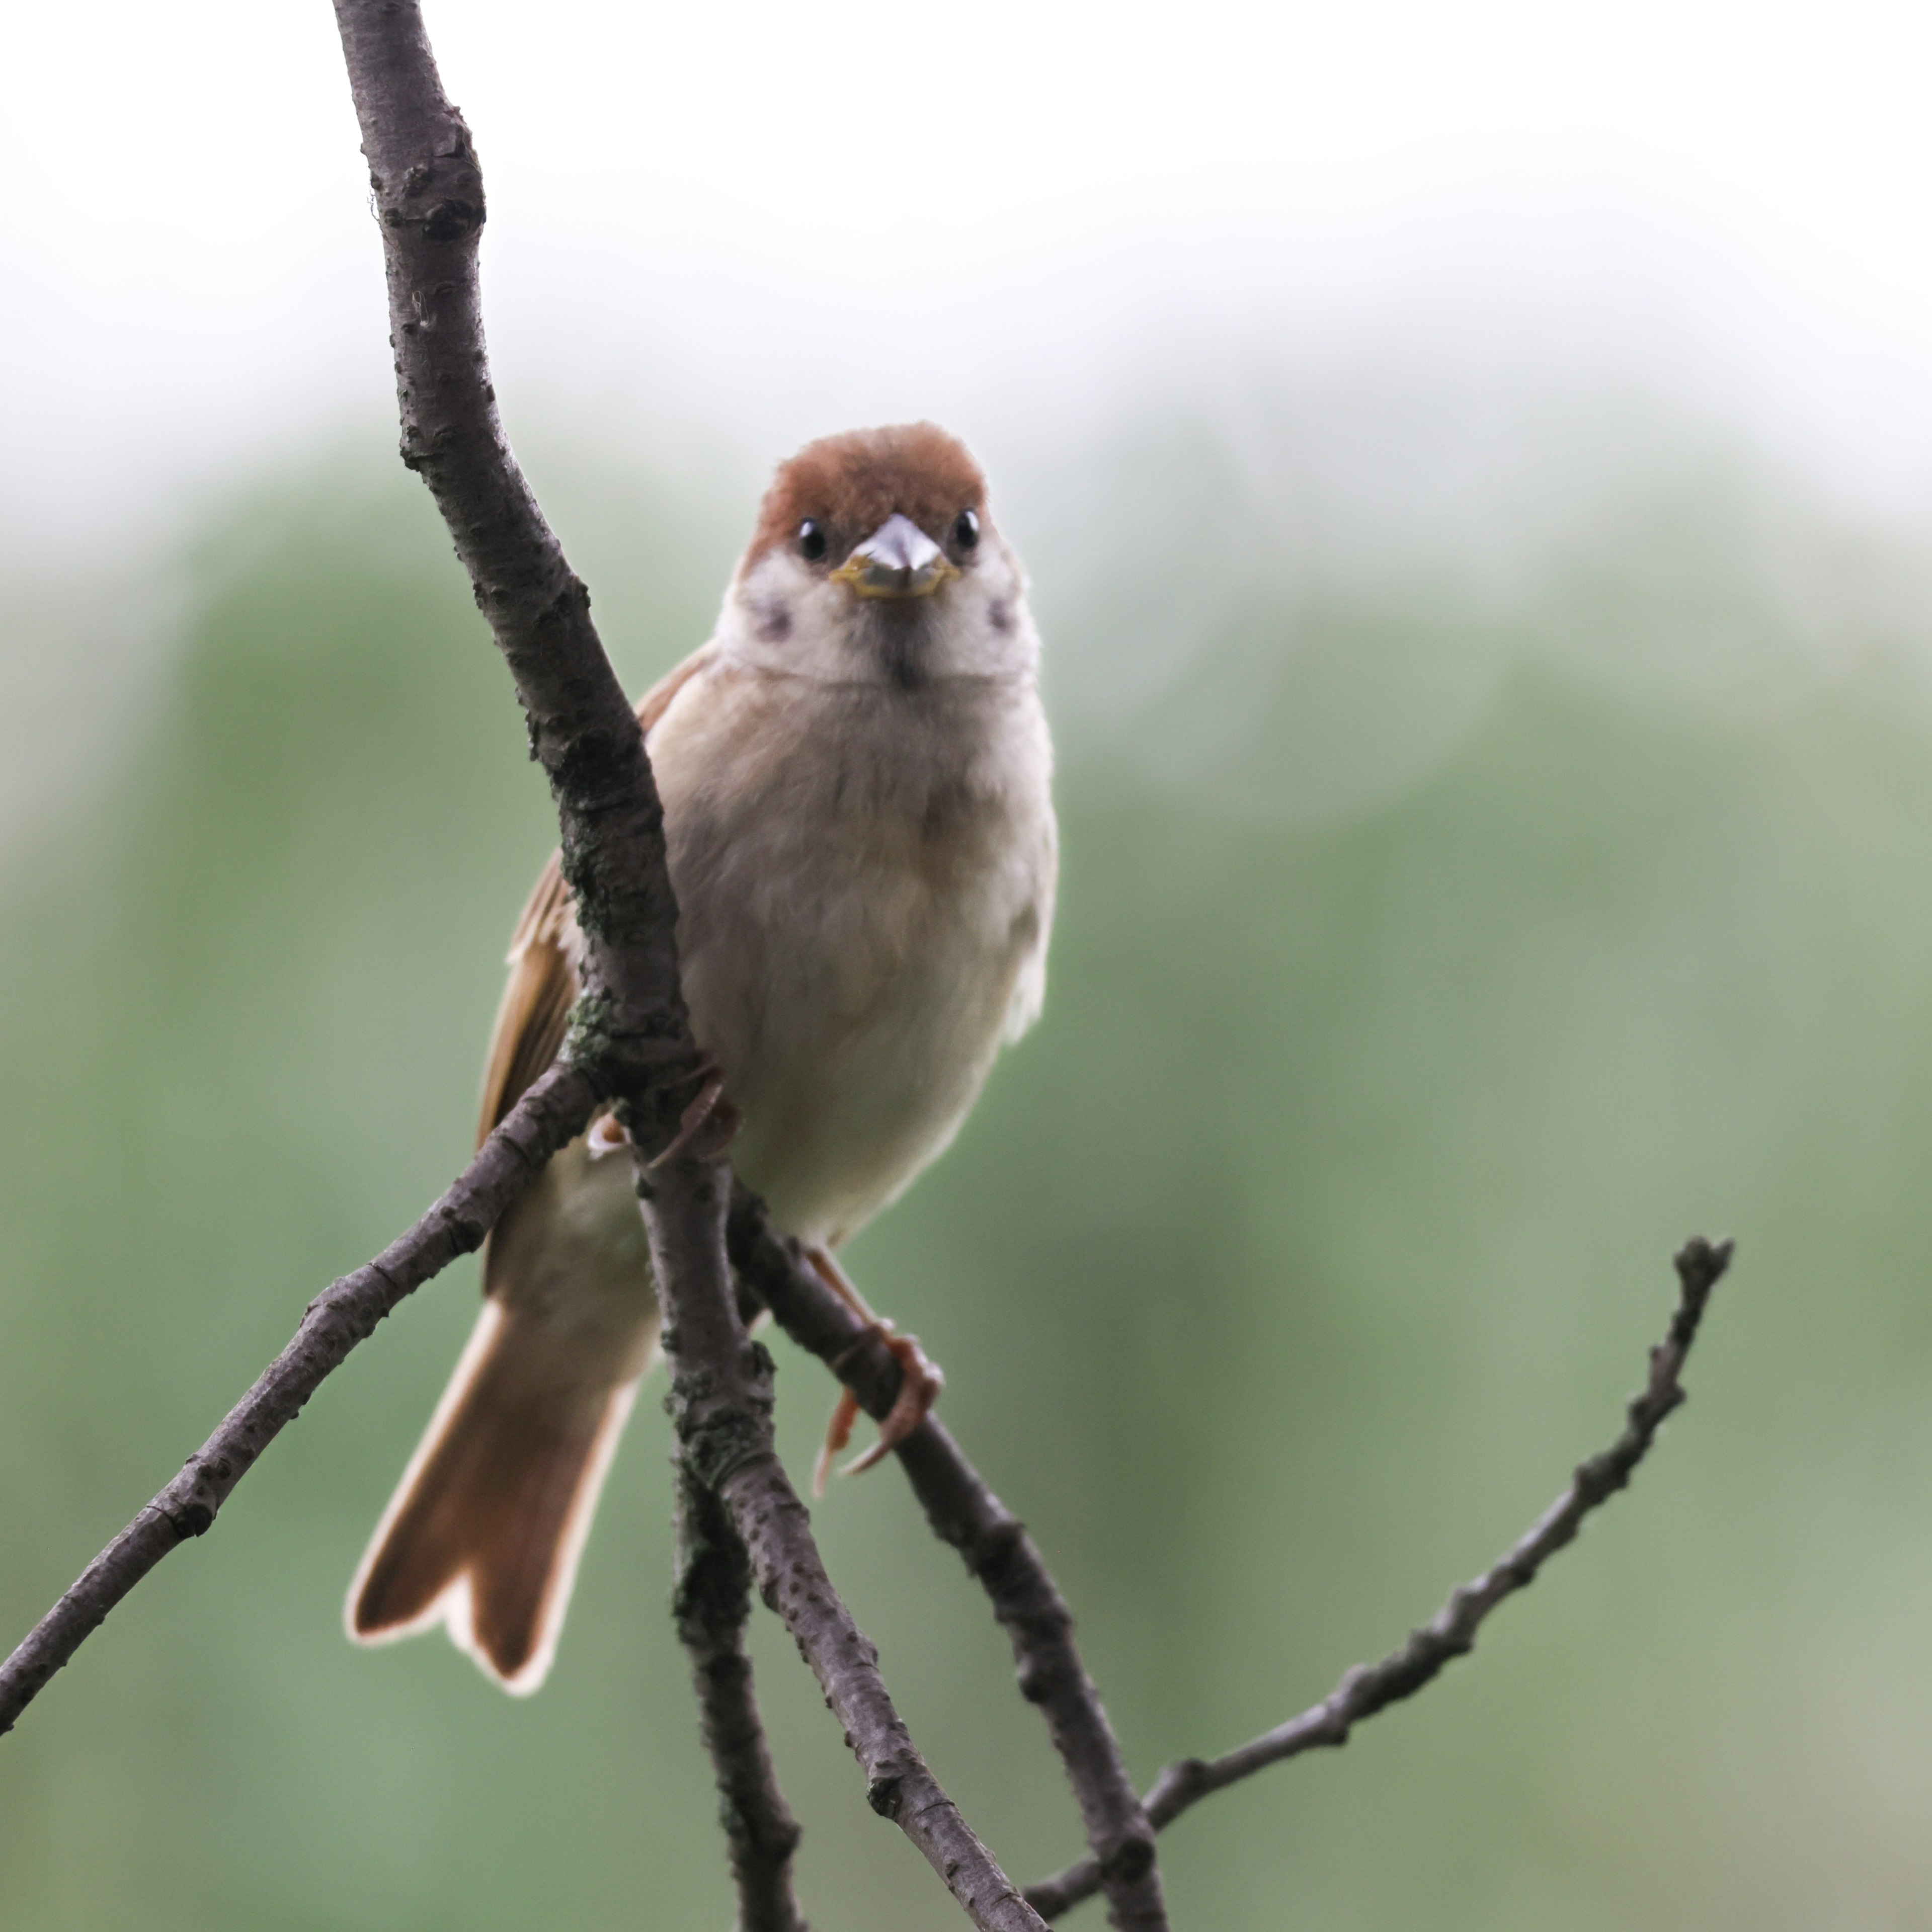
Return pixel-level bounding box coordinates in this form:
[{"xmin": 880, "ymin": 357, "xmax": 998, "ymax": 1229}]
[{"xmin": 6, "ymin": 0, "xmax": 1932, "ymax": 559}]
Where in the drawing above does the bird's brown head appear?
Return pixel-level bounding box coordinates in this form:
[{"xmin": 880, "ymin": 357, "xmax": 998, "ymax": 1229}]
[{"xmin": 726, "ymin": 423, "xmax": 1034, "ymax": 689}]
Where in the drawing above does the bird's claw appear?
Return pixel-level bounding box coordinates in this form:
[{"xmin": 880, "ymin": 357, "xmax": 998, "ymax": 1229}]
[{"xmin": 812, "ymin": 1323, "xmax": 944, "ymax": 1496}]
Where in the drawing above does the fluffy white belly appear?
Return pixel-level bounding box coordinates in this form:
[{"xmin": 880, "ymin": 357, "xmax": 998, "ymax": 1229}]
[{"xmin": 650, "ymin": 660, "xmax": 1055, "ymax": 1247}]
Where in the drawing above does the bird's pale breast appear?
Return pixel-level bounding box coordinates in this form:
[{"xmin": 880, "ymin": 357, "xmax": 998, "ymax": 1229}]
[{"xmin": 647, "ymin": 656, "xmax": 1055, "ymax": 1246}]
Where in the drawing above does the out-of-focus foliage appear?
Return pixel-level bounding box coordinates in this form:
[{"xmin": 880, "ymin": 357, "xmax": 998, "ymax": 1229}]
[{"xmin": 5, "ymin": 404, "xmax": 1932, "ymax": 1929}]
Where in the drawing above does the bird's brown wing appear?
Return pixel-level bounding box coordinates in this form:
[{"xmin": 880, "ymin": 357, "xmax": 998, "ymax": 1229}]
[
  {"xmin": 474, "ymin": 642, "xmax": 715, "ymax": 1146},
  {"xmin": 474, "ymin": 852, "xmax": 578, "ymax": 1146}
]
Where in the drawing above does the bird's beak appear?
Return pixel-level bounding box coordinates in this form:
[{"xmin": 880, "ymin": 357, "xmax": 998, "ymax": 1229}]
[{"xmin": 831, "ymin": 513, "xmax": 958, "ymax": 599}]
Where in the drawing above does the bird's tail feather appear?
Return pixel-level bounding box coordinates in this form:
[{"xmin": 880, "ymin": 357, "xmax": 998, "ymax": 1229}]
[{"xmin": 346, "ymin": 1296, "xmax": 654, "ymax": 1694}]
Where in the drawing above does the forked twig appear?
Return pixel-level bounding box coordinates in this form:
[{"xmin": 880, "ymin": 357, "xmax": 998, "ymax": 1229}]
[
  {"xmin": 332, "ymin": 10, "xmax": 1054, "ymax": 1922},
  {"xmin": 728, "ymin": 1188, "xmax": 1168, "ymax": 1929},
  {"xmin": 650, "ymin": 1154, "xmax": 1047, "ymax": 1932},
  {"xmin": 0, "ymin": 9, "xmax": 1736, "ymax": 1931},
  {"xmin": 1022, "ymin": 1236, "xmax": 1733, "ymax": 1919}
]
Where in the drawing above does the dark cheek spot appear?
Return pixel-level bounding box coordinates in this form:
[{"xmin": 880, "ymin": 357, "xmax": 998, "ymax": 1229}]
[
  {"xmin": 987, "ymin": 599, "xmax": 1013, "ymax": 634},
  {"xmin": 755, "ymin": 601, "xmax": 792, "ymax": 644}
]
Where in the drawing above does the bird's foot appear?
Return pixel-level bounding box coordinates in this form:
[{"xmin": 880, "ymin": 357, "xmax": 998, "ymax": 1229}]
[{"xmin": 812, "ymin": 1322, "xmax": 945, "ymax": 1496}]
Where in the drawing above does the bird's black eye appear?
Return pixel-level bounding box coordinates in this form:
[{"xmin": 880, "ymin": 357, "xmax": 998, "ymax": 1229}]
[
  {"xmin": 952, "ymin": 508, "xmax": 980, "ymax": 551},
  {"xmin": 798, "ymin": 519, "xmax": 828, "ymax": 562}
]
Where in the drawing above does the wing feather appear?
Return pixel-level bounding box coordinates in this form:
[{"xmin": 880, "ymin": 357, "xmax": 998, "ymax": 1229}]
[{"xmin": 474, "ymin": 643, "xmax": 715, "ymax": 1147}]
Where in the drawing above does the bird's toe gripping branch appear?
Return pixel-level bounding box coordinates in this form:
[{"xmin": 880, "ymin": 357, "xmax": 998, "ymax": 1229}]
[
  {"xmin": 804, "ymin": 1246, "xmax": 945, "ymax": 1495},
  {"xmin": 815, "ymin": 1326, "xmax": 946, "ymax": 1495}
]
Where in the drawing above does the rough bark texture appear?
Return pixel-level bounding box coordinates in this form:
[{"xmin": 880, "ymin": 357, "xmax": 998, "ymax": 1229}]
[
  {"xmin": 1022, "ymin": 1237, "xmax": 1735, "ymax": 1919},
  {"xmin": 0, "ymin": 1064, "xmax": 598, "ymax": 1736},
  {"xmin": 332, "ymin": 0, "xmax": 694, "ymax": 1101},
  {"xmin": 727, "ymin": 1186, "xmax": 1167, "ymax": 1930},
  {"xmin": 675, "ymin": 1462, "xmax": 811, "ymax": 1932},
  {"xmin": 649, "ymin": 1156, "xmax": 1049, "ymax": 1932}
]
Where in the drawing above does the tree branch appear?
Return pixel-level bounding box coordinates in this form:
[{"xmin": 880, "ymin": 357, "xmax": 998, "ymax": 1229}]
[
  {"xmin": 6, "ymin": 21, "xmax": 1732, "ymax": 1932},
  {"xmin": 649, "ymin": 1153, "xmax": 1049, "ymax": 1932},
  {"xmin": 1021, "ymin": 1236, "xmax": 1734, "ymax": 1920},
  {"xmin": 332, "ymin": 13, "xmax": 1055, "ymax": 1924},
  {"xmin": 727, "ymin": 1187, "xmax": 1168, "ymax": 1931},
  {"xmin": 675, "ymin": 1459, "xmax": 811, "ymax": 1932},
  {"xmin": 0, "ymin": 1064, "xmax": 598, "ymax": 1737},
  {"xmin": 331, "ymin": 0, "xmax": 693, "ymax": 1098}
]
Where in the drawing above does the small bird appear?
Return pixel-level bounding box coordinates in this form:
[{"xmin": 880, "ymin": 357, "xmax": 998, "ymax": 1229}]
[{"xmin": 347, "ymin": 423, "xmax": 1058, "ymax": 1693}]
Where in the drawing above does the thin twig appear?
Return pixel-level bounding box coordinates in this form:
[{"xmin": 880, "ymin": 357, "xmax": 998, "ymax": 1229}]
[
  {"xmin": 1021, "ymin": 1236, "xmax": 1734, "ymax": 1920},
  {"xmin": 727, "ymin": 1187, "xmax": 1168, "ymax": 1931},
  {"xmin": 649, "ymin": 1153, "xmax": 1049, "ymax": 1932},
  {"xmin": 0, "ymin": 1065, "xmax": 598, "ymax": 1737},
  {"xmin": 674, "ymin": 1463, "xmax": 810, "ymax": 1932}
]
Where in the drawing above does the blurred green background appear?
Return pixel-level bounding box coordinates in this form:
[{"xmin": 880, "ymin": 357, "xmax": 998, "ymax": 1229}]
[{"xmin": 6, "ymin": 398, "xmax": 1932, "ymax": 1931}]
